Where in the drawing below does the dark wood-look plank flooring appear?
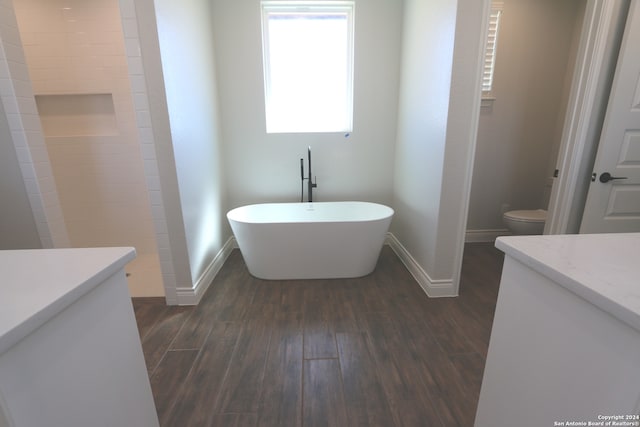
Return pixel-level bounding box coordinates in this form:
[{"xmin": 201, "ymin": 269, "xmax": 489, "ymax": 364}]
[{"xmin": 133, "ymin": 243, "xmax": 504, "ymax": 427}]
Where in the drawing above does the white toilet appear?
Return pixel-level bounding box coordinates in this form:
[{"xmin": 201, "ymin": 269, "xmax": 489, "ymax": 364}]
[{"xmin": 503, "ymin": 209, "xmax": 547, "ymax": 235}]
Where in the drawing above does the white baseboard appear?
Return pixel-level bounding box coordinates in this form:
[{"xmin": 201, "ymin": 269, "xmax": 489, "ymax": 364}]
[
  {"xmin": 385, "ymin": 233, "xmax": 457, "ymax": 298},
  {"xmin": 175, "ymin": 236, "xmax": 236, "ymax": 305},
  {"xmin": 174, "ymin": 233, "xmax": 457, "ymax": 304},
  {"xmin": 465, "ymin": 228, "xmax": 511, "ymax": 243}
]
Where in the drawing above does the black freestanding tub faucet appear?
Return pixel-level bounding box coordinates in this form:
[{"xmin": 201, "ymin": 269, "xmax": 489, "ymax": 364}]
[{"xmin": 300, "ymin": 146, "xmax": 317, "ymax": 202}]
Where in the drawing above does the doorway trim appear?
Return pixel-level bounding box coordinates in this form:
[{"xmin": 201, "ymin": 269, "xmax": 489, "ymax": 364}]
[{"xmin": 546, "ymin": 0, "xmax": 628, "ymax": 234}]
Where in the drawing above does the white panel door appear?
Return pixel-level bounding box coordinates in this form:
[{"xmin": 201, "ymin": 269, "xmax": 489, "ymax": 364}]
[{"xmin": 580, "ymin": 0, "xmax": 640, "ymax": 233}]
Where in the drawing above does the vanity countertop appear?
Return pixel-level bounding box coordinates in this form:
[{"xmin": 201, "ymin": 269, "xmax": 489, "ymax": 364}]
[
  {"xmin": 0, "ymin": 247, "xmax": 136, "ymax": 355},
  {"xmin": 496, "ymin": 233, "xmax": 640, "ymax": 332}
]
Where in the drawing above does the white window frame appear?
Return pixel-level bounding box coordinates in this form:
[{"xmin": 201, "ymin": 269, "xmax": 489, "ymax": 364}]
[
  {"xmin": 261, "ymin": 1, "xmax": 355, "ymax": 134},
  {"xmin": 482, "ymin": 2, "xmax": 503, "ymax": 103}
]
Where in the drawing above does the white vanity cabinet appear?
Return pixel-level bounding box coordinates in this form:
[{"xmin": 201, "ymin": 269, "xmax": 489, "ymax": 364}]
[
  {"xmin": 0, "ymin": 247, "xmax": 159, "ymax": 427},
  {"xmin": 475, "ymin": 233, "xmax": 640, "ymax": 427}
]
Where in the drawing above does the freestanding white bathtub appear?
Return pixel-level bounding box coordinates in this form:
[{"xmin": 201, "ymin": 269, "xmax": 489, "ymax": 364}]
[{"xmin": 227, "ymin": 201, "xmax": 394, "ymax": 280}]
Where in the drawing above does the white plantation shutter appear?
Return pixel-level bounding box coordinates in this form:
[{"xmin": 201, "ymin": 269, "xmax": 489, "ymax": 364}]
[{"xmin": 483, "ymin": 3, "xmax": 503, "ymax": 93}]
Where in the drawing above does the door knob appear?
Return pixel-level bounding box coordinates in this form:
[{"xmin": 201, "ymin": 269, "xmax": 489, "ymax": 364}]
[{"xmin": 599, "ymin": 172, "xmax": 628, "ymax": 183}]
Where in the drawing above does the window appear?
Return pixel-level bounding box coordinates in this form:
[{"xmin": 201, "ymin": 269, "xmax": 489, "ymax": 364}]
[
  {"xmin": 261, "ymin": 1, "xmax": 354, "ymax": 133},
  {"xmin": 482, "ymin": 2, "xmax": 503, "ymax": 95}
]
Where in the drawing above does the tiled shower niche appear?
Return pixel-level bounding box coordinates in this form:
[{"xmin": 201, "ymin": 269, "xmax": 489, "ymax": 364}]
[{"xmin": 35, "ymin": 93, "xmax": 118, "ymax": 137}]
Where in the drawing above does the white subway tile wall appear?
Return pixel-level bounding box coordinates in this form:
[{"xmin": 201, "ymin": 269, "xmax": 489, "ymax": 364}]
[
  {"xmin": 9, "ymin": 0, "xmax": 165, "ymax": 296},
  {"xmin": 0, "ymin": 0, "xmax": 67, "ymax": 249}
]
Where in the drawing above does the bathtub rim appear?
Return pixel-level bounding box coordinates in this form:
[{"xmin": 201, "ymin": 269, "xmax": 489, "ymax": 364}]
[{"xmin": 226, "ymin": 201, "xmax": 394, "ymax": 225}]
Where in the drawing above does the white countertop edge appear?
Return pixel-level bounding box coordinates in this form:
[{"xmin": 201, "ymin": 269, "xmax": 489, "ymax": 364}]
[
  {"xmin": 495, "ymin": 236, "xmax": 640, "ymax": 333},
  {"xmin": 0, "ymin": 247, "xmax": 136, "ymax": 355}
]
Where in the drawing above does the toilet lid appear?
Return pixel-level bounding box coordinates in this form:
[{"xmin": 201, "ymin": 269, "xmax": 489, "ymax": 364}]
[{"xmin": 504, "ymin": 209, "xmax": 547, "ymax": 223}]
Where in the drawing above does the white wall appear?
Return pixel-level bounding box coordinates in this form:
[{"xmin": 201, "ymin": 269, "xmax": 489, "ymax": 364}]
[
  {"xmin": 0, "ymin": 100, "xmax": 41, "ymax": 249},
  {"xmin": 467, "ymin": 0, "xmax": 584, "ymax": 233},
  {"xmin": 153, "ymin": 0, "xmax": 228, "ymax": 296},
  {"xmin": 546, "ymin": 1, "xmax": 586, "ymax": 183},
  {"xmin": 437, "ymin": 0, "xmax": 490, "ymax": 285},
  {"xmin": 390, "ymin": 0, "xmax": 489, "ymax": 295},
  {"xmin": 212, "ymin": 0, "xmax": 402, "ymax": 210},
  {"xmin": 391, "ymin": 0, "xmax": 457, "ymax": 290}
]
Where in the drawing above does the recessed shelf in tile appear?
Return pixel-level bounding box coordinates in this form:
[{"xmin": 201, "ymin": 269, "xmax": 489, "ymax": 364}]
[{"xmin": 35, "ymin": 93, "xmax": 118, "ymax": 137}]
